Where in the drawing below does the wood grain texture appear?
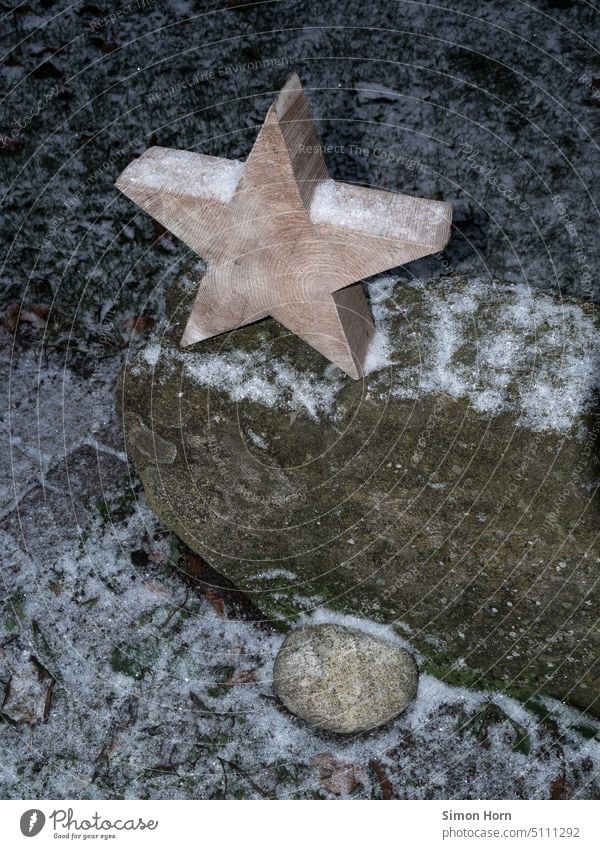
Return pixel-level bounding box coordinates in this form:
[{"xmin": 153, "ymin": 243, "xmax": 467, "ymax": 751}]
[{"xmin": 116, "ymin": 73, "xmax": 452, "ymax": 378}]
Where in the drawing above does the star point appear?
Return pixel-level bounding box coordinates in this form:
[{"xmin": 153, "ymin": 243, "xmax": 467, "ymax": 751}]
[{"xmin": 116, "ymin": 74, "xmax": 452, "ymax": 378}]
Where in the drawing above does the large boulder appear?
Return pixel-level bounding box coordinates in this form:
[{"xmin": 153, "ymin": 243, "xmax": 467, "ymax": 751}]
[{"xmin": 117, "ymin": 261, "xmax": 600, "ymax": 715}]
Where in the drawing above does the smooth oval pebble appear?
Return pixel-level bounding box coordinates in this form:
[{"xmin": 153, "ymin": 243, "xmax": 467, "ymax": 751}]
[{"xmin": 273, "ymin": 623, "xmax": 418, "ymax": 734}]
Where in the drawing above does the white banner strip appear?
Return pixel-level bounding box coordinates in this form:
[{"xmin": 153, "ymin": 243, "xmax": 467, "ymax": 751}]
[{"xmin": 0, "ymin": 800, "xmax": 598, "ymax": 848}]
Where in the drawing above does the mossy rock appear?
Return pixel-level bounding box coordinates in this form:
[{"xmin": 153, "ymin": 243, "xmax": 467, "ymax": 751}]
[{"xmin": 116, "ymin": 260, "xmax": 600, "ymax": 715}]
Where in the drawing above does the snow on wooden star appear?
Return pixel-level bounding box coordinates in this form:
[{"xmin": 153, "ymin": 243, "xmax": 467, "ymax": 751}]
[{"xmin": 116, "ymin": 74, "xmax": 452, "ymax": 379}]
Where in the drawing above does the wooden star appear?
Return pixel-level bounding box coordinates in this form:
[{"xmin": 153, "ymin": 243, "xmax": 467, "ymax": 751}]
[{"xmin": 116, "ymin": 74, "xmax": 452, "ymax": 378}]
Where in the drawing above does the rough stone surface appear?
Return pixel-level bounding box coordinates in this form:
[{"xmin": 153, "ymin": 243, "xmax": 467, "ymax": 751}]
[
  {"xmin": 273, "ymin": 624, "xmax": 418, "ymax": 733},
  {"xmin": 117, "ymin": 262, "xmax": 600, "ymax": 715}
]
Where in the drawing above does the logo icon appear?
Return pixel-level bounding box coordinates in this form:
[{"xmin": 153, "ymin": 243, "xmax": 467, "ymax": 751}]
[{"xmin": 20, "ymin": 810, "xmax": 45, "ymax": 837}]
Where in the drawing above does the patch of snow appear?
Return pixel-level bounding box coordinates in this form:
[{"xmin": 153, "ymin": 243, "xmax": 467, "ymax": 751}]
[
  {"xmin": 181, "ymin": 349, "xmax": 345, "ymax": 421},
  {"xmin": 301, "ymin": 608, "xmax": 414, "ymax": 653},
  {"xmin": 249, "ymin": 568, "xmax": 299, "ymax": 581},
  {"xmin": 137, "ymin": 274, "xmax": 599, "ymax": 432},
  {"xmin": 310, "ymin": 179, "xmax": 450, "ymax": 244},
  {"xmin": 363, "ymin": 326, "xmax": 393, "ymax": 375},
  {"xmin": 142, "ymin": 342, "xmax": 161, "ymax": 367},
  {"xmin": 126, "ymin": 149, "xmax": 244, "ymax": 203},
  {"xmin": 367, "ymin": 275, "xmax": 398, "ymax": 320},
  {"xmin": 1, "ymin": 351, "xmax": 119, "ymax": 516},
  {"xmin": 246, "ymin": 429, "xmax": 267, "ymax": 449},
  {"xmin": 1, "ymin": 473, "xmax": 599, "ymax": 799},
  {"xmin": 370, "ymin": 277, "xmax": 600, "ymax": 432}
]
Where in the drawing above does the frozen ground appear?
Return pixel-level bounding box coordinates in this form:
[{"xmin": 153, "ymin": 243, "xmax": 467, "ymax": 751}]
[
  {"xmin": 1, "ymin": 0, "xmax": 599, "ymax": 324},
  {"xmin": 1, "ymin": 280, "xmax": 599, "ymax": 800},
  {"xmin": 1, "ymin": 0, "xmax": 599, "ymax": 800}
]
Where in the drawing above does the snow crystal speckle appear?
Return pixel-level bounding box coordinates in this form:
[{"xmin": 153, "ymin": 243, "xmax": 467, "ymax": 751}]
[
  {"xmin": 249, "ymin": 568, "xmax": 299, "ymax": 581},
  {"xmin": 364, "ymin": 327, "xmax": 393, "ymax": 375},
  {"xmin": 246, "ymin": 429, "xmax": 268, "ymax": 449},
  {"xmin": 142, "ymin": 342, "xmax": 161, "ymax": 366},
  {"xmin": 127, "ymin": 148, "xmax": 244, "ymax": 203}
]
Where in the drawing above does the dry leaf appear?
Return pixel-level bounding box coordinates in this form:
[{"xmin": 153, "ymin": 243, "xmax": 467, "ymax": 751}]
[
  {"xmin": 550, "ymin": 773, "xmax": 572, "ymax": 800},
  {"xmin": 311, "ymin": 753, "xmax": 369, "ymax": 796},
  {"xmin": 21, "ymin": 304, "xmax": 51, "ymax": 330},
  {"xmin": 0, "ymin": 136, "xmax": 24, "ymax": 154},
  {"xmin": 224, "ymin": 668, "xmax": 258, "ymax": 687},
  {"xmin": 147, "ymin": 549, "xmax": 167, "ymax": 564},
  {"xmin": 1, "ymin": 303, "xmax": 51, "ymax": 331},
  {"xmin": 1, "ymin": 656, "xmax": 54, "ymax": 725},
  {"xmin": 181, "ymin": 551, "xmax": 206, "ymax": 577},
  {"xmin": 370, "ymin": 759, "xmax": 394, "ymax": 799},
  {"xmin": 142, "ymin": 579, "xmax": 173, "ymax": 599},
  {"xmin": 1, "ymin": 302, "xmax": 20, "ymax": 332},
  {"xmin": 205, "ymin": 590, "xmax": 226, "ymax": 618},
  {"xmin": 122, "ymin": 315, "xmax": 155, "ymax": 333},
  {"xmin": 29, "ymin": 303, "xmax": 51, "ymax": 318}
]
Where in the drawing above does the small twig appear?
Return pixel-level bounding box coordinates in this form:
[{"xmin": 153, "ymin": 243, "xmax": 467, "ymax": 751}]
[
  {"xmin": 218, "ymin": 756, "xmax": 228, "ymax": 798},
  {"xmin": 217, "ymin": 756, "xmax": 273, "ymax": 799},
  {"xmin": 159, "ymin": 589, "xmax": 189, "ymax": 629}
]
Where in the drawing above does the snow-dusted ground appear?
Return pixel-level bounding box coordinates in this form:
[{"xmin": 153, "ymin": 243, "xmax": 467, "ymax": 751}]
[
  {"xmin": 1, "ymin": 311, "xmax": 599, "ymax": 799},
  {"xmin": 1, "ymin": 0, "xmax": 599, "ymax": 325},
  {"xmin": 1, "ymin": 0, "xmax": 599, "ymax": 800}
]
